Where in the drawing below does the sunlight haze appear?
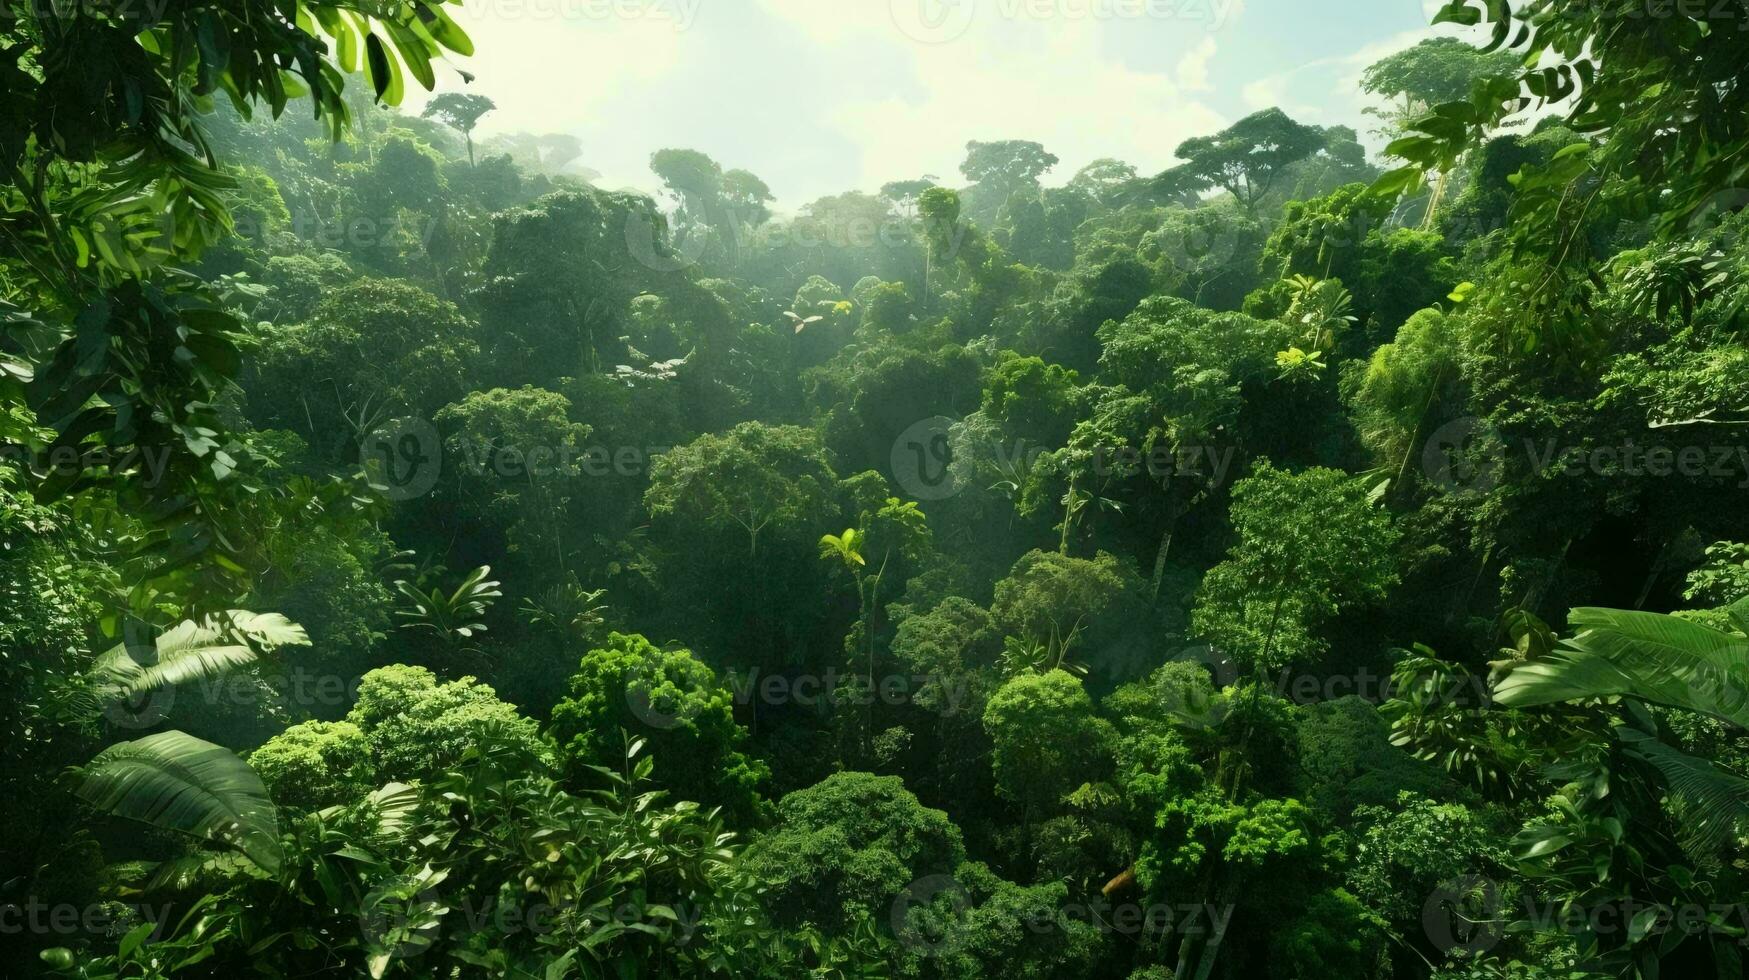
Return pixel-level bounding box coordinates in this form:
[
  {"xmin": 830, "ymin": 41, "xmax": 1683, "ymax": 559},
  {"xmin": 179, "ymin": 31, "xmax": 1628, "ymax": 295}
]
[{"xmin": 417, "ymin": 0, "xmax": 1458, "ymax": 205}]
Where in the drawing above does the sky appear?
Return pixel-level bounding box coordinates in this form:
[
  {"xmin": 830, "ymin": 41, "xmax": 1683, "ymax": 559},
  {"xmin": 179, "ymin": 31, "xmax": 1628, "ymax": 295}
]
[{"xmin": 409, "ymin": 0, "xmax": 1470, "ymax": 209}]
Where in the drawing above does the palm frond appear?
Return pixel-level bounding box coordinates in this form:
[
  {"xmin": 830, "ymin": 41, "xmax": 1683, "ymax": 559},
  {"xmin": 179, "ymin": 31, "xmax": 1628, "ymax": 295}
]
[
  {"xmin": 1493, "ymin": 607, "xmax": 1749, "ymax": 728},
  {"xmin": 76, "ymin": 731, "xmax": 283, "ymax": 873},
  {"xmin": 1617, "ymin": 726, "xmax": 1749, "ymax": 854},
  {"xmin": 87, "ymin": 611, "xmax": 311, "ymax": 708},
  {"xmin": 143, "ymin": 851, "xmax": 254, "ymax": 894},
  {"xmin": 319, "ymin": 781, "xmax": 422, "ymax": 837},
  {"xmin": 395, "ymin": 565, "xmax": 502, "ymax": 640},
  {"xmin": 520, "ymin": 578, "xmax": 610, "ymax": 639}
]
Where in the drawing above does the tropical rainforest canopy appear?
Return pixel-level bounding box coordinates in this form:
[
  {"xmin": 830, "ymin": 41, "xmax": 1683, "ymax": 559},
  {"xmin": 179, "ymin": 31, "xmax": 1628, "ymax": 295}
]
[{"xmin": 3, "ymin": 0, "xmax": 1749, "ymax": 977}]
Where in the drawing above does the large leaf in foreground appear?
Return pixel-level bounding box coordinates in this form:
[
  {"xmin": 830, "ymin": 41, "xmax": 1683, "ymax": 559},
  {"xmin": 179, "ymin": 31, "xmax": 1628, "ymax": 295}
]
[
  {"xmin": 76, "ymin": 731, "xmax": 283, "ymax": 873},
  {"xmin": 1617, "ymin": 727, "xmax": 1749, "ymax": 854},
  {"xmin": 1494, "ymin": 607, "xmax": 1749, "ymax": 728}
]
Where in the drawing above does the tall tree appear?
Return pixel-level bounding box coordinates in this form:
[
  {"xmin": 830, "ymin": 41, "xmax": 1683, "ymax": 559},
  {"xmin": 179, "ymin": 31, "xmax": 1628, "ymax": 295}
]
[
  {"xmin": 422, "ymin": 92, "xmax": 497, "ymax": 166},
  {"xmin": 1360, "ymin": 37, "xmax": 1521, "ymax": 138},
  {"xmin": 1362, "ymin": 38, "xmax": 1518, "ymax": 225},
  {"xmin": 960, "ymin": 140, "xmax": 1059, "ymax": 197},
  {"xmin": 959, "ymin": 139, "xmax": 1059, "ymax": 225},
  {"xmin": 1158, "ymin": 109, "xmax": 1324, "ymax": 215},
  {"xmin": 1191, "ymin": 462, "xmax": 1399, "ymax": 672}
]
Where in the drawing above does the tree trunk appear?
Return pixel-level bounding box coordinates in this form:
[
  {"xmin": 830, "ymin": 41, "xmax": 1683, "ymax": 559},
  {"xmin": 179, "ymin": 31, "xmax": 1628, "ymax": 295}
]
[
  {"xmin": 862, "ymin": 552, "xmax": 891, "ymax": 760},
  {"xmin": 922, "ymin": 247, "xmax": 932, "ymax": 313},
  {"xmin": 1521, "ymin": 535, "xmax": 1574, "ymax": 615},
  {"xmin": 1391, "ymin": 364, "xmax": 1449, "ymax": 505},
  {"xmin": 1189, "ymin": 878, "xmax": 1239, "ymax": 980},
  {"xmin": 1633, "ymin": 537, "xmax": 1671, "ymax": 610},
  {"xmin": 1173, "ymin": 855, "xmax": 1224, "ymax": 980},
  {"xmin": 1150, "ymin": 507, "xmax": 1184, "ymax": 607},
  {"xmin": 1150, "ymin": 523, "xmax": 1176, "ymax": 608},
  {"xmin": 1454, "ymin": 540, "xmax": 1495, "ymax": 624},
  {"xmin": 1420, "ymin": 168, "xmax": 1451, "ymax": 230},
  {"xmin": 1059, "ymin": 473, "xmax": 1079, "ymax": 555}
]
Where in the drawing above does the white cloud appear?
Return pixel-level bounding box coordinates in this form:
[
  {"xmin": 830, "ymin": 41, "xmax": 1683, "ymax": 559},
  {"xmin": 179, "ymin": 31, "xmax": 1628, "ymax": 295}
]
[
  {"xmin": 794, "ymin": 15, "xmax": 1227, "ymax": 193},
  {"xmin": 1176, "ymin": 36, "xmax": 1217, "ymax": 92},
  {"xmin": 1237, "ymin": 26, "xmax": 1439, "ymax": 148},
  {"xmin": 412, "ymin": 0, "xmax": 691, "ymax": 135},
  {"xmin": 753, "ymin": 0, "xmax": 895, "ymax": 45},
  {"xmin": 400, "ymin": 0, "xmax": 1465, "ymax": 204}
]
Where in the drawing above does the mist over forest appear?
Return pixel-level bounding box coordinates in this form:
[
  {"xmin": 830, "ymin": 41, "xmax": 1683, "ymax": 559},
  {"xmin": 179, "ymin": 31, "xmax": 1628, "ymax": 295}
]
[{"xmin": 3, "ymin": 1, "xmax": 1749, "ymax": 977}]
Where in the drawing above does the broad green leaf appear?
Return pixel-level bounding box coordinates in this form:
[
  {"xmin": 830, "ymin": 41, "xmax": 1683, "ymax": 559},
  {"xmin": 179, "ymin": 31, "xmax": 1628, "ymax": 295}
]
[
  {"xmin": 1494, "ymin": 607, "xmax": 1749, "ymax": 728},
  {"xmin": 1618, "ymin": 727, "xmax": 1749, "ymax": 854},
  {"xmin": 76, "ymin": 731, "xmax": 283, "ymax": 873}
]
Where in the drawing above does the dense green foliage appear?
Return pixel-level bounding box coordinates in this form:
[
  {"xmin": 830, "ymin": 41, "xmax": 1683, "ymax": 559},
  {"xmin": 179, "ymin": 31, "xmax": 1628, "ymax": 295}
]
[{"xmin": 4, "ymin": 2, "xmax": 1749, "ymax": 978}]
